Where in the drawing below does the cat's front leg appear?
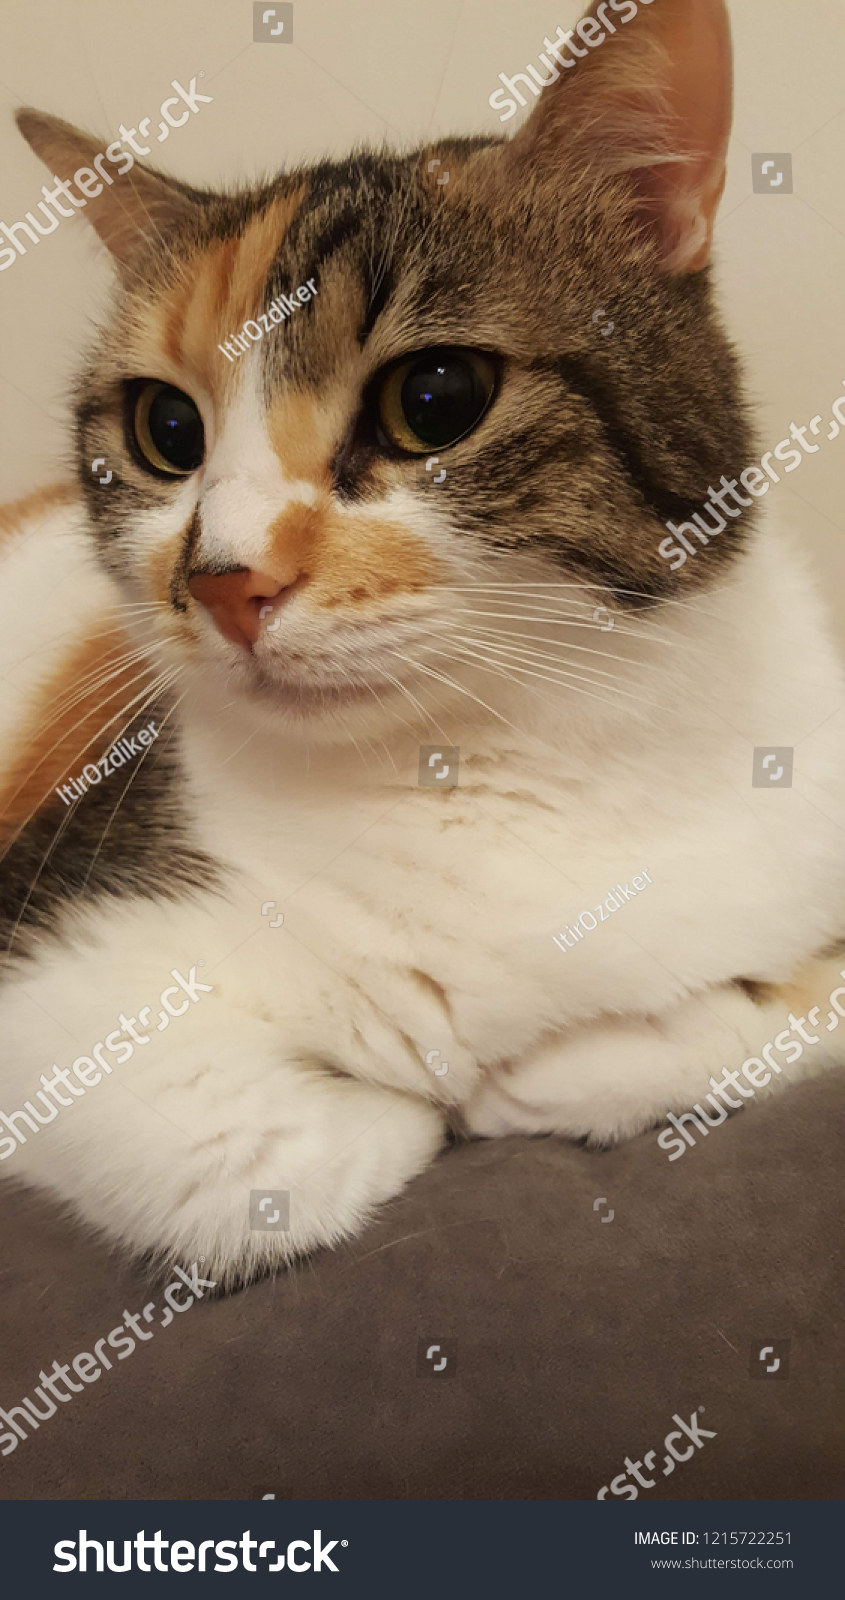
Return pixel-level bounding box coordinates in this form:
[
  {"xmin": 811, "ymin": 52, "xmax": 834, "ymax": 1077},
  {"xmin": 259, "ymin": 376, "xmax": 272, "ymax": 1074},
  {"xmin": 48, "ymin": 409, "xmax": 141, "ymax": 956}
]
[
  {"xmin": 3, "ymin": 1005, "xmax": 445, "ymax": 1286},
  {"xmin": 463, "ymin": 953, "xmax": 845, "ymax": 1145}
]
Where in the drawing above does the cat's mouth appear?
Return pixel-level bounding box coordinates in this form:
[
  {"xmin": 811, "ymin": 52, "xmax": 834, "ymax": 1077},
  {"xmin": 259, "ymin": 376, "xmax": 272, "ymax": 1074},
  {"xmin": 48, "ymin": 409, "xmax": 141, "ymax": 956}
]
[
  {"xmin": 184, "ymin": 595, "xmax": 463, "ymax": 728},
  {"xmin": 221, "ymin": 607, "xmax": 450, "ymax": 720}
]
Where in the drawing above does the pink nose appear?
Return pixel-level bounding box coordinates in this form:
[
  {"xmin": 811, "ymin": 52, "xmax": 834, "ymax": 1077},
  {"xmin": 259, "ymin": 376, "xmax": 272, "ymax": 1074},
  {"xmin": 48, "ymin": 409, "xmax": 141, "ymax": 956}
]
[{"xmin": 187, "ymin": 568, "xmax": 289, "ymax": 649}]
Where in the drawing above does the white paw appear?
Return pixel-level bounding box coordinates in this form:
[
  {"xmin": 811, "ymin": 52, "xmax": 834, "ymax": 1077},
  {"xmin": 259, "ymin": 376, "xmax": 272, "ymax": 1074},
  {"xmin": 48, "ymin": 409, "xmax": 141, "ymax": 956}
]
[{"xmin": 463, "ymin": 1076, "xmax": 528, "ymax": 1138}]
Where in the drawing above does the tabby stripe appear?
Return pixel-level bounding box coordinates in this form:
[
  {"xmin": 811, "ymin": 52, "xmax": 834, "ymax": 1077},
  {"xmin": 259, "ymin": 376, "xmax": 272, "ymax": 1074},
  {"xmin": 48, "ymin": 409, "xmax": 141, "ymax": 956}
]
[{"xmin": 533, "ymin": 354, "xmax": 744, "ymax": 532}]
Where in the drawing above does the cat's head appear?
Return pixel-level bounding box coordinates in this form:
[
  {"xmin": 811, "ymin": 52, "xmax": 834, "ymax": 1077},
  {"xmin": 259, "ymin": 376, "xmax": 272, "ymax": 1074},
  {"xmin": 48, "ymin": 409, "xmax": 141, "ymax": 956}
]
[{"xmin": 18, "ymin": 0, "xmax": 751, "ymax": 744}]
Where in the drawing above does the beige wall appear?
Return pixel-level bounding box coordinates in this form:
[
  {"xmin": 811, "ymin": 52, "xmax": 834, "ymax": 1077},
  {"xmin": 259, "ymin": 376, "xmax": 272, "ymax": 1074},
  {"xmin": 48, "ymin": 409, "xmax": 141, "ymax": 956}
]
[{"xmin": 1, "ymin": 0, "xmax": 843, "ymax": 635}]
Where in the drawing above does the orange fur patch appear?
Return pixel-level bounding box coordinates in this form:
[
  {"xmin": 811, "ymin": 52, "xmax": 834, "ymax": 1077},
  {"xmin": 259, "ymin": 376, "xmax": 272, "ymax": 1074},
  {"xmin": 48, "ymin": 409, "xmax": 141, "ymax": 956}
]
[
  {"xmin": 145, "ymin": 190, "xmax": 307, "ymax": 405},
  {"xmin": 263, "ymin": 389, "xmax": 441, "ymax": 607},
  {"xmin": 266, "ymin": 388, "xmax": 345, "ymax": 487},
  {"xmin": 0, "ymin": 483, "xmax": 76, "ymax": 545},
  {"xmin": 0, "ymin": 623, "xmax": 159, "ymax": 844},
  {"xmin": 771, "ymin": 954, "xmax": 845, "ymax": 1017},
  {"xmin": 264, "ymin": 497, "xmax": 440, "ymax": 609},
  {"xmin": 221, "ymin": 194, "xmax": 307, "ymax": 339}
]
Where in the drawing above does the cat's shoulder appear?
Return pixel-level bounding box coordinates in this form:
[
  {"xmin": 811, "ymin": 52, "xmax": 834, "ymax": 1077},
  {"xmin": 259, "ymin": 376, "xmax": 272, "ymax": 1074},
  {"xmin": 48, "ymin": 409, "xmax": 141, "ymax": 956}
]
[
  {"xmin": 0, "ymin": 481, "xmax": 80, "ymax": 543},
  {"xmin": 0, "ymin": 480, "xmax": 94, "ymax": 600},
  {"xmin": 0, "ymin": 478, "xmax": 126, "ymax": 747}
]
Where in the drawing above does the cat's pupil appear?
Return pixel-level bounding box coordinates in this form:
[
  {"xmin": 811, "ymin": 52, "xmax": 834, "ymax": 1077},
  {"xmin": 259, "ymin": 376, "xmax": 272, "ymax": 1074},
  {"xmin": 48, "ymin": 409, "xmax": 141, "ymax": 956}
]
[
  {"xmin": 147, "ymin": 386, "xmax": 204, "ymax": 472},
  {"xmin": 400, "ymin": 354, "xmax": 488, "ymax": 448}
]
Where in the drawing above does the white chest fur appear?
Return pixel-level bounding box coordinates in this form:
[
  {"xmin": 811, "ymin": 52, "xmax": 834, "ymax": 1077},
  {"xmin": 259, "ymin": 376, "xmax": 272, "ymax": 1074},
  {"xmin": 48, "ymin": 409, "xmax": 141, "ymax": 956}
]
[{"xmin": 1, "ymin": 504, "xmax": 843, "ymax": 1272}]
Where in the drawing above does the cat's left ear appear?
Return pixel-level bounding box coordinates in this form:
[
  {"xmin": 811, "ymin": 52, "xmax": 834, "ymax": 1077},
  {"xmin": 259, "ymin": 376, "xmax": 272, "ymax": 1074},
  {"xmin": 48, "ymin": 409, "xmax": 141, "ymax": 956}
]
[
  {"xmin": 15, "ymin": 108, "xmax": 203, "ymax": 270},
  {"xmin": 505, "ymin": 0, "xmax": 734, "ymax": 274}
]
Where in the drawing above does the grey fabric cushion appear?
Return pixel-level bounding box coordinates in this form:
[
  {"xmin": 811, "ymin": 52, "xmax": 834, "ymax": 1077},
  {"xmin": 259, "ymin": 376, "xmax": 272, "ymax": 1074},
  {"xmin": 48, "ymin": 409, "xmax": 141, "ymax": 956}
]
[{"xmin": 1, "ymin": 1067, "xmax": 842, "ymax": 1500}]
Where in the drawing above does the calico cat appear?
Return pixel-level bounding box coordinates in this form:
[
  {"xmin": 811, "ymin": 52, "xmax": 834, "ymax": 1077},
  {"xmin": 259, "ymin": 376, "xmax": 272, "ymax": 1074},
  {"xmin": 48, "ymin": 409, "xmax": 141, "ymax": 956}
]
[{"xmin": 1, "ymin": 0, "xmax": 844, "ymax": 1286}]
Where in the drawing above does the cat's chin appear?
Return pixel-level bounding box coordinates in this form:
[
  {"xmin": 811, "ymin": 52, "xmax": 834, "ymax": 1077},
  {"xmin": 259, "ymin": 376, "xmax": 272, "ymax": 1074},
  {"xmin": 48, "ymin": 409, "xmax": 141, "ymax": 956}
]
[
  {"xmin": 191, "ymin": 651, "xmax": 478, "ymax": 749},
  {"xmin": 251, "ymin": 675, "xmax": 383, "ymax": 715},
  {"xmin": 229, "ymin": 660, "xmax": 422, "ymax": 741}
]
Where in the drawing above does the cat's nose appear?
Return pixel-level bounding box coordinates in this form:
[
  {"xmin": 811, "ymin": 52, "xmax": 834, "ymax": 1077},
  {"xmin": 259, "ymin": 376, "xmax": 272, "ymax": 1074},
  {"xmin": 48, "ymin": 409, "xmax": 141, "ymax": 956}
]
[{"xmin": 187, "ymin": 567, "xmax": 293, "ymax": 650}]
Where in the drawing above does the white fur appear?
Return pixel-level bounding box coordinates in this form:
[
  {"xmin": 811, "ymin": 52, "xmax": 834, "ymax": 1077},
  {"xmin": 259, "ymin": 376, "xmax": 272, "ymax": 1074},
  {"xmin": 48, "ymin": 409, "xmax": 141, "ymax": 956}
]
[
  {"xmin": 1, "ymin": 491, "xmax": 844, "ymax": 1279},
  {"xmin": 198, "ymin": 376, "xmax": 322, "ymax": 572}
]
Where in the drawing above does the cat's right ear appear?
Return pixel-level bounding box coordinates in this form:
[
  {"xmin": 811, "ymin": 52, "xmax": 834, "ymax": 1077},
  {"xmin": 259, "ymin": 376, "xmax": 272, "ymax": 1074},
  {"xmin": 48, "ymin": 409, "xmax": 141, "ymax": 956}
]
[
  {"xmin": 15, "ymin": 109, "xmax": 203, "ymax": 270},
  {"xmin": 504, "ymin": 0, "xmax": 734, "ymax": 275}
]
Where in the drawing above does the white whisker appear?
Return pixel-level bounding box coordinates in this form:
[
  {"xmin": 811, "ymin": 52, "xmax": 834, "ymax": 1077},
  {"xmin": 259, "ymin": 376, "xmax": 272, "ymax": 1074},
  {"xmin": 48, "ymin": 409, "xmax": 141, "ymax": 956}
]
[
  {"xmin": 443, "ymin": 630, "xmax": 664, "ymax": 699},
  {"xmin": 387, "ymin": 649, "xmax": 518, "ymax": 729},
  {"xmin": 415, "ymin": 642, "xmax": 648, "ymax": 715},
  {"xmin": 378, "ymin": 670, "xmax": 452, "ymax": 743}
]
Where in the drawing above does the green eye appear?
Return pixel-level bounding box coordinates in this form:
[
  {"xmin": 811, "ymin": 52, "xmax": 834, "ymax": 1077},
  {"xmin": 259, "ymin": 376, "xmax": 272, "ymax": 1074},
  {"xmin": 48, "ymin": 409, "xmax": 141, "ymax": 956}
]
[
  {"xmin": 377, "ymin": 347, "xmax": 496, "ymax": 454},
  {"xmin": 133, "ymin": 381, "xmax": 204, "ymax": 476}
]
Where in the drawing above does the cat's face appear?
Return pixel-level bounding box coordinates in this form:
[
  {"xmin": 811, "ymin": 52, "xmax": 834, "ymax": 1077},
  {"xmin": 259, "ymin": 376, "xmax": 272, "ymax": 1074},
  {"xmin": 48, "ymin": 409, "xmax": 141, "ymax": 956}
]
[{"xmin": 20, "ymin": 0, "xmax": 750, "ymax": 742}]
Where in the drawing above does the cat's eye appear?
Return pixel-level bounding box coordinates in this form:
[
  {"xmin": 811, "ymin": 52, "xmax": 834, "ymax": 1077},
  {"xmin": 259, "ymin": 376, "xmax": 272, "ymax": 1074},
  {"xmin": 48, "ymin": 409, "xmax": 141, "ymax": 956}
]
[
  {"xmin": 376, "ymin": 347, "xmax": 496, "ymax": 454},
  {"xmin": 132, "ymin": 381, "xmax": 205, "ymax": 476}
]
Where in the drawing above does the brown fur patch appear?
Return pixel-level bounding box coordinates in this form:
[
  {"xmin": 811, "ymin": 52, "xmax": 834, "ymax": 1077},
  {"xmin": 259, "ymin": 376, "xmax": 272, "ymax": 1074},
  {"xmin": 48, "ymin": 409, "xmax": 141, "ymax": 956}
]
[
  {"xmin": 0, "ymin": 623, "xmax": 159, "ymax": 845},
  {"xmin": 418, "ymin": 144, "xmax": 476, "ymax": 201},
  {"xmin": 769, "ymin": 953, "xmax": 845, "ymax": 1018},
  {"xmin": 737, "ymin": 951, "xmax": 845, "ymax": 1016},
  {"xmin": 734, "ymin": 976, "xmax": 776, "ymax": 1005}
]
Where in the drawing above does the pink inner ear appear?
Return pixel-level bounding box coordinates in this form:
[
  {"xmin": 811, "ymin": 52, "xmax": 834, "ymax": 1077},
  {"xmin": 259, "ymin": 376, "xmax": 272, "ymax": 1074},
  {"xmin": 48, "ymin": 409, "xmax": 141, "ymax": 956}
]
[
  {"xmin": 641, "ymin": 0, "xmax": 734, "ymax": 271},
  {"xmin": 510, "ymin": 0, "xmax": 734, "ymax": 276}
]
